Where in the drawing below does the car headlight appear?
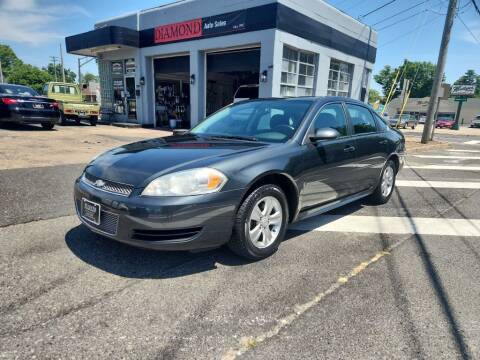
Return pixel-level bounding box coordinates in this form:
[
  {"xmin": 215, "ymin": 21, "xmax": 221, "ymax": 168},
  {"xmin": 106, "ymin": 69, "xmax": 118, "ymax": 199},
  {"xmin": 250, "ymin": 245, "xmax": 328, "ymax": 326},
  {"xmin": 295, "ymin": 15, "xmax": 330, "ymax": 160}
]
[{"xmin": 142, "ymin": 168, "xmax": 228, "ymax": 197}]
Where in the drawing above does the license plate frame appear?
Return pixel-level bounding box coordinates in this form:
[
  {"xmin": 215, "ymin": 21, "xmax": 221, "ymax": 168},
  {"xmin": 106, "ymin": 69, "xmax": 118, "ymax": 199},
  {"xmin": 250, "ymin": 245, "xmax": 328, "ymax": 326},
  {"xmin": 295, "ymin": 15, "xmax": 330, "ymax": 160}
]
[{"xmin": 81, "ymin": 198, "xmax": 101, "ymax": 225}]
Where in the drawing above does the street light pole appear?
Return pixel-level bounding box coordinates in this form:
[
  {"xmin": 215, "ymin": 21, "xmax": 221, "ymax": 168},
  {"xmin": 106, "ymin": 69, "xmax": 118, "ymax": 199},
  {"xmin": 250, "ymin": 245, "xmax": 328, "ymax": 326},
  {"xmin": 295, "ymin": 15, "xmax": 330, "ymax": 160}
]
[{"xmin": 421, "ymin": 0, "xmax": 457, "ymax": 144}]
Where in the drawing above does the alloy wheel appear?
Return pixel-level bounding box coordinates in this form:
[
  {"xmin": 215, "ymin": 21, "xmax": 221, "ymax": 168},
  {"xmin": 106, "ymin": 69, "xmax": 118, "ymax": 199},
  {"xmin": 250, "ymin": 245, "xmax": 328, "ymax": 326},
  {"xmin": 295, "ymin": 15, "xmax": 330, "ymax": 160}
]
[
  {"xmin": 381, "ymin": 165, "xmax": 395, "ymax": 197},
  {"xmin": 247, "ymin": 196, "xmax": 283, "ymax": 249}
]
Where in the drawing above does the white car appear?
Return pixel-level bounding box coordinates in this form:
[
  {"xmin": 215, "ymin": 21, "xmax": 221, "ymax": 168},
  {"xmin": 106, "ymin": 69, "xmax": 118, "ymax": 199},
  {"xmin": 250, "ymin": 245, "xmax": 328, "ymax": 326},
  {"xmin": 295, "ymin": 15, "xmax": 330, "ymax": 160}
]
[{"xmin": 470, "ymin": 115, "xmax": 480, "ymax": 128}]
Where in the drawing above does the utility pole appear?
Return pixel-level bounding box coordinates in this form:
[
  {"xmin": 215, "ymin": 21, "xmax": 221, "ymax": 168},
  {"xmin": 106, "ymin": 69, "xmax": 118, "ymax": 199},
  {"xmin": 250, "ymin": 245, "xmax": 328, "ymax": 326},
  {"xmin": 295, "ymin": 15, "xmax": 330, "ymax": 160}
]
[
  {"xmin": 59, "ymin": 43, "xmax": 66, "ymax": 83},
  {"xmin": 421, "ymin": 0, "xmax": 457, "ymax": 143},
  {"xmin": 49, "ymin": 56, "xmax": 60, "ymax": 82},
  {"xmin": 0, "ymin": 59, "xmax": 4, "ymax": 83}
]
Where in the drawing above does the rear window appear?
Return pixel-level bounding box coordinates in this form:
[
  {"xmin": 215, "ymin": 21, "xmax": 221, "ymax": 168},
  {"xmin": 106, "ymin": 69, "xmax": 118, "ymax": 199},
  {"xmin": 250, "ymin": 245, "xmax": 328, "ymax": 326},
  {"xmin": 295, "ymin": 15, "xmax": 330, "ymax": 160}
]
[
  {"xmin": 0, "ymin": 85, "xmax": 37, "ymax": 96},
  {"xmin": 51, "ymin": 85, "xmax": 78, "ymax": 95}
]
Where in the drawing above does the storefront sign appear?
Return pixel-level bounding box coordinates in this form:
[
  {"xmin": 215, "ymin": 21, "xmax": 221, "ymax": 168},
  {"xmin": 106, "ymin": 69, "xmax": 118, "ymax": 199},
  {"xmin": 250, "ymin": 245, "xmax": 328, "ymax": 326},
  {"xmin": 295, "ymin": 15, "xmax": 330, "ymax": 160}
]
[
  {"xmin": 125, "ymin": 58, "xmax": 136, "ymax": 74},
  {"xmin": 154, "ymin": 19, "xmax": 202, "ymax": 44},
  {"xmin": 451, "ymin": 84, "xmax": 475, "ymax": 96},
  {"xmin": 112, "ymin": 61, "xmax": 123, "ymax": 75},
  {"xmin": 153, "ymin": 10, "xmax": 246, "ymax": 44}
]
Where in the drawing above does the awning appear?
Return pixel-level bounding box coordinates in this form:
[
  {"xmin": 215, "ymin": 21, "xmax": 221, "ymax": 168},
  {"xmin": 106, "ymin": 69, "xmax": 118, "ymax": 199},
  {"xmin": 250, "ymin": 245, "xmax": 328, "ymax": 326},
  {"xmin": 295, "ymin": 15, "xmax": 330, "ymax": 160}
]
[{"xmin": 65, "ymin": 26, "xmax": 139, "ymax": 56}]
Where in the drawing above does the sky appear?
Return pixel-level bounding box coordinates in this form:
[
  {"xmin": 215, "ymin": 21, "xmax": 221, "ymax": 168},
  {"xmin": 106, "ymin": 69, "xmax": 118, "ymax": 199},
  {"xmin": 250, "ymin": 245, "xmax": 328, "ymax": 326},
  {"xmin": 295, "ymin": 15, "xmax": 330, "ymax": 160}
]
[{"xmin": 0, "ymin": 0, "xmax": 478, "ymax": 94}]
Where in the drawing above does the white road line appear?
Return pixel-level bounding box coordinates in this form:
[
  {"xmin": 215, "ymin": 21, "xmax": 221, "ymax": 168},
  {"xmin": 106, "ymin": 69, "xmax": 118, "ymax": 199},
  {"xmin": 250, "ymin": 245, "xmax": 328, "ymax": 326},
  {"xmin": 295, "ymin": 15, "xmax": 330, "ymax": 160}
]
[
  {"xmin": 413, "ymin": 155, "xmax": 480, "ymax": 160},
  {"xmin": 405, "ymin": 165, "xmax": 480, "ymax": 171},
  {"xmin": 448, "ymin": 149, "xmax": 480, "ymax": 153},
  {"xmin": 396, "ymin": 180, "xmax": 480, "ymax": 189},
  {"xmin": 290, "ymin": 215, "xmax": 480, "ymax": 237},
  {"xmin": 464, "ymin": 140, "xmax": 480, "ymax": 145}
]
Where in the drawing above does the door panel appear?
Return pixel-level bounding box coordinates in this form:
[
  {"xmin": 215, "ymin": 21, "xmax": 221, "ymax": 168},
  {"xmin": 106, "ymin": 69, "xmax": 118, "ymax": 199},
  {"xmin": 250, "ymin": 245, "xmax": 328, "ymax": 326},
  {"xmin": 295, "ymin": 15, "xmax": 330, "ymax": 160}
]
[{"xmin": 298, "ymin": 102, "xmax": 359, "ymax": 209}]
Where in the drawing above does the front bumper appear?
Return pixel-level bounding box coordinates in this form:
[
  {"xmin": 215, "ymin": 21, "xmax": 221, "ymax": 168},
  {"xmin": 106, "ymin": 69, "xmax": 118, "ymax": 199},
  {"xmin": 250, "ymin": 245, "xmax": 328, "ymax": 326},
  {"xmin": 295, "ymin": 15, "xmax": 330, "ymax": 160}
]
[{"xmin": 74, "ymin": 177, "xmax": 243, "ymax": 251}]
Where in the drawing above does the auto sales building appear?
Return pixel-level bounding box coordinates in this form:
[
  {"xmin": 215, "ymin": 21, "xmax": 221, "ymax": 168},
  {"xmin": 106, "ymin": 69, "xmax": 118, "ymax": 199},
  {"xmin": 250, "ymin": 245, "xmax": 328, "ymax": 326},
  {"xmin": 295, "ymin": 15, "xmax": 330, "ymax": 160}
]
[{"xmin": 66, "ymin": 0, "xmax": 377, "ymax": 128}]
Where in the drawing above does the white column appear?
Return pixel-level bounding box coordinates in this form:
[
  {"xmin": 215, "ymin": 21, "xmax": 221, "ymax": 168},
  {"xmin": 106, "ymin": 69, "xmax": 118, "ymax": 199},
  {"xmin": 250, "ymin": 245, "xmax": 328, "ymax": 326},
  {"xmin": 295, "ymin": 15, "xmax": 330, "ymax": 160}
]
[{"xmin": 190, "ymin": 49, "xmax": 205, "ymax": 126}]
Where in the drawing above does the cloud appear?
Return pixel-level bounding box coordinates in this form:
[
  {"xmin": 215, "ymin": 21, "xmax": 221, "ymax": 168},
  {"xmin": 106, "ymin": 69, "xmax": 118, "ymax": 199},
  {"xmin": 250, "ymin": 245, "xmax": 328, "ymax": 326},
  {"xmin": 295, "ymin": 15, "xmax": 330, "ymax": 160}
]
[{"xmin": 0, "ymin": 0, "xmax": 90, "ymax": 45}]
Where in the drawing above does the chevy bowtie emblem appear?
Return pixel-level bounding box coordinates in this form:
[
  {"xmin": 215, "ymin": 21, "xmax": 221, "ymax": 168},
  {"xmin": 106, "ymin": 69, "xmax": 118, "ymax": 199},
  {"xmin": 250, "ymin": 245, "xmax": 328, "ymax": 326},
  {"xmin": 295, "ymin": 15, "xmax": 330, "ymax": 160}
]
[{"xmin": 94, "ymin": 179, "xmax": 106, "ymax": 188}]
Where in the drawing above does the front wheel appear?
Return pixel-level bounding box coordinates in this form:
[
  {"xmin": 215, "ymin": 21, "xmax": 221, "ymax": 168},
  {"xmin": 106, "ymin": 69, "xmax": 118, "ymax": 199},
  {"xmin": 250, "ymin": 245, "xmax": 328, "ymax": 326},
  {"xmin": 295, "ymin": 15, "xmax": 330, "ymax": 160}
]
[
  {"xmin": 369, "ymin": 160, "xmax": 396, "ymax": 205},
  {"xmin": 228, "ymin": 185, "xmax": 289, "ymax": 260},
  {"xmin": 90, "ymin": 116, "xmax": 98, "ymax": 126}
]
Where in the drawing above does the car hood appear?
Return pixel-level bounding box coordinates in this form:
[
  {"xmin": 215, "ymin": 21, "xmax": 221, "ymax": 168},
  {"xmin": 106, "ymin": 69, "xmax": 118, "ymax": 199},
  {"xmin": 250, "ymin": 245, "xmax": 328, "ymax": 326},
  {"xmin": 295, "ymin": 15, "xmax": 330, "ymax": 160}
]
[{"xmin": 85, "ymin": 135, "xmax": 269, "ymax": 187}]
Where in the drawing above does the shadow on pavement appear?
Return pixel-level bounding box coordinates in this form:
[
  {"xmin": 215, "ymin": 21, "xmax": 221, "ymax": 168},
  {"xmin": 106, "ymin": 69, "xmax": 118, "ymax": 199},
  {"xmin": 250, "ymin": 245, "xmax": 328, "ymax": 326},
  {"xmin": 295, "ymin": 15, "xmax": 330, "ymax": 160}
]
[
  {"xmin": 65, "ymin": 225, "xmax": 256, "ymax": 279},
  {"xmin": 0, "ymin": 123, "xmax": 57, "ymax": 131}
]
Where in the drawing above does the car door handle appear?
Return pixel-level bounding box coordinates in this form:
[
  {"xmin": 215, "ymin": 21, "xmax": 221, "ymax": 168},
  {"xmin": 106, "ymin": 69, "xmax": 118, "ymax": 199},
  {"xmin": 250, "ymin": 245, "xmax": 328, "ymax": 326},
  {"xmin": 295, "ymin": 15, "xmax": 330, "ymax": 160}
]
[
  {"xmin": 379, "ymin": 140, "xmax": 388, "ymax": 145},
  {"xmin": 343, "ymin": 145, "xmax": 356, "ymax": 153}
]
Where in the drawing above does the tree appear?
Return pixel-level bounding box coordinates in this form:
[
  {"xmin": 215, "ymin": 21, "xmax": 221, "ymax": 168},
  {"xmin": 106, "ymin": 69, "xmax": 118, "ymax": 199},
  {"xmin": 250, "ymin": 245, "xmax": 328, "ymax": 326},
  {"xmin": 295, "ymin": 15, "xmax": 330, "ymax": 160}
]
[
  {"xmin": 454, "ymin": 70, "xmax": 480, "ymax": 97},
  {"xmin": 43, "ymin": 63, "xmax": 76, "ymax": 83},
  {"xmin": 7, "ymin": 63, "xmax": 53, "ymax": 92},
  {"xmin": 82, "ymin": 72, "xmax": 99, "ymax": 84},
  {"xmin": 368, "ymin": 89, "xmax": 382, "ymax": 103},
  {"xmin": 374, "ymin": 61, "xmax": 439, "ymax": 99},
  {"xmin": 0, "ymin": 44, "xmax": 22, "ymax": 80}
]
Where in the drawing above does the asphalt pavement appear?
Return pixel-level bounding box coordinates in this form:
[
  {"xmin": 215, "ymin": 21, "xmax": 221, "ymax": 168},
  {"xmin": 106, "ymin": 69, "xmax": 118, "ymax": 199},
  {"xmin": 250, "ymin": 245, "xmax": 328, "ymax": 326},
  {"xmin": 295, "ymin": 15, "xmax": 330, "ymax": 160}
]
[{"xmin": 1, "ymin": 133, "xmax": 480, "ymax": 359}]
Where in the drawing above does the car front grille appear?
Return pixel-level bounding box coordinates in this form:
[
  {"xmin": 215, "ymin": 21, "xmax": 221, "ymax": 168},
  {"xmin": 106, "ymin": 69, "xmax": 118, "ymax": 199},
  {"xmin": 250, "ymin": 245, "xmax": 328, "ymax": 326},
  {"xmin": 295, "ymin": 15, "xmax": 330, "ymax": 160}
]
[
  {"xmin": 83, "ymin": 172, "xmax": 134, "ymax": 197},
  {"xmin": 76, "ymin": 200, "xmax": 119, "ymax": 236}
]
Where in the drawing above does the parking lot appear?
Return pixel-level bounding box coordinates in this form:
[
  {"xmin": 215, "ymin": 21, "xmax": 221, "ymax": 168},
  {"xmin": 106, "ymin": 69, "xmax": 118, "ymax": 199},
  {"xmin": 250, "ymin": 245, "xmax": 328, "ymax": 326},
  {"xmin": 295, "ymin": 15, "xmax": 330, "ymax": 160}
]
[{"xmin": 1, "ymin": 124, "xmax": 480, "ymax": 359}]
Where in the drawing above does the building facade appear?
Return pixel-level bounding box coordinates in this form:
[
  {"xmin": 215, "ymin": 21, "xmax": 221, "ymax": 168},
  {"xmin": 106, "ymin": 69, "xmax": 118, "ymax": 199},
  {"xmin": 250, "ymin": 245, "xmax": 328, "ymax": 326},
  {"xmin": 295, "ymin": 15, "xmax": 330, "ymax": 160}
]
[{"xmin": 66, "ymin": 0, "xmax": 377, "ymax": 128}]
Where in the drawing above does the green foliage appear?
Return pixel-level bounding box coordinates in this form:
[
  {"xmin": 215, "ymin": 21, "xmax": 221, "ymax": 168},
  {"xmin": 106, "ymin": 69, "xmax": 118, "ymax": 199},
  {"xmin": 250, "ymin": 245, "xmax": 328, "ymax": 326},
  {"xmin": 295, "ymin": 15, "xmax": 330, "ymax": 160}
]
[
  {"xmin": 7, "ymin": 63, "xmax": 53, "ymax": 92},
  {"xmin": 454, "ymin": 70, "xmax": 480, "ymax": 97},
  {"xmin": 82, "ymin": 72, "xmax": 99, "ymax": 84},
  {"xmin": 0, "ymin": 44, "xmax": 22, "ymax": 79},
  {"xmin": 374, "ymin": 61, "xmax": 439, "ymax": 99},
  {"xmin": 368, "ymin": 89, "xmax": 382, "ymax": 103},
  {"xmin": 43, "ymin": 63, "xmax": 77, "ymax": 83}
]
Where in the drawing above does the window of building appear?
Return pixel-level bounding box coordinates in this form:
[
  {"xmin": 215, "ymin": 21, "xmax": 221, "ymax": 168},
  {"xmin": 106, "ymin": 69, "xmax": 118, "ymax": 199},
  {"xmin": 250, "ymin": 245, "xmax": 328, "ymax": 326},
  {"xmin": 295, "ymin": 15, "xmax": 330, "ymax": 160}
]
[
  {"xmin": 280, "ymin": 46, "xmax": 316, "ymax": 97},
  {"xmin": 346, "ymin": 104, "xmax": 377, "ymax": 134},
  {"xmin": 327, "ymin": 59, "xmax": 353, "ymax": 97},
  {"xmin": 312, "ymin": 103, "xmax": 348, "ymax": 136}
]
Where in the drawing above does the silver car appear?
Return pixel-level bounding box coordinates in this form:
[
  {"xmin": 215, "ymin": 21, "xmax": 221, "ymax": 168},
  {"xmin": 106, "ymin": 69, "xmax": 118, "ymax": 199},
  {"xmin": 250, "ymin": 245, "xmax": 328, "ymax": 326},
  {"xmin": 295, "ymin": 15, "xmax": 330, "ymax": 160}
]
[
  {"xmin": 470, "ymin": 115, "xmax": 480, "ymax": 128},
  {"xmin": 389, "ymin": 114, "xmax": 417, "ymax": 129}
]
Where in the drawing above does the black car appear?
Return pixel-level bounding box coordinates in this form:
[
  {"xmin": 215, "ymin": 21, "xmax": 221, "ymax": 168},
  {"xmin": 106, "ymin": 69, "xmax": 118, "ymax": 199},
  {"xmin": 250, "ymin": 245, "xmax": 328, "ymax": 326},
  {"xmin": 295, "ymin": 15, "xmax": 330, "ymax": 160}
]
[
  {"xmin": 0, "ymin": 84, "xmax": 59, "ymax": 129},
  {"xmin": 74, "ymin": 97, "xmax": 405, "ymax": 260}
]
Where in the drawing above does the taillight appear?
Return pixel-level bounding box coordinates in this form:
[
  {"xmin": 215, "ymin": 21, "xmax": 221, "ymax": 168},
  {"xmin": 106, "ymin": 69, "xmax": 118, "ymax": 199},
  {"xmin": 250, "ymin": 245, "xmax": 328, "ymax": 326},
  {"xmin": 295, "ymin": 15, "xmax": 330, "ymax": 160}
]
[
  {"xmin": 51, "ymin": 102, "xmax": 59, "ymax": 108},
  {"xmin": 1, "ymin": 98, "xmax": 18, "ymax": 105}
]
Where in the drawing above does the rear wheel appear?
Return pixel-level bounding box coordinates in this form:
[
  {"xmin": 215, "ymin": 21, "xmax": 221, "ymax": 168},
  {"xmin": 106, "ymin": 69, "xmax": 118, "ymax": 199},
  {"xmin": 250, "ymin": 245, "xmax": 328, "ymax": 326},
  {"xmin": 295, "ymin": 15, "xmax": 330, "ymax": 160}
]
[
  {"xmin": 41, "ymin": 122, "xmax": 55, "ymax": 130},
  {"xmin": 369, "ymin": 160, "xmax": 396, "ymax": 205},
  {"xmin": 228, "ymin": 185, "xmax": 288, "ymax": 260},
  {"xmin": 90, "ymin": 116, "xmax": 98, "ymax": 126},
  {"xmin": 75, "ymin": 118, "xmax": 81, "ymax": 125}
]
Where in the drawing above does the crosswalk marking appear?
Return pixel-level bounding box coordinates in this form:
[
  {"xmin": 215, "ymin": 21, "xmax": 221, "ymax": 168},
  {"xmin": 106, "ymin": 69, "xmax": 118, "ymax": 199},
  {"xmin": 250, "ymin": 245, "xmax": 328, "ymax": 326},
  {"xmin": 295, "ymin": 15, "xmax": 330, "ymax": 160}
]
[
  {"xmin": 405, "ymin": 165, "xmax": 480, "ymax": 171},
  {"xmin": 291, "ymin": 215, "xmax": 480, "ymax": 237},
  {"xmin": 448, "ymin": 149, "xmax": 480, "ymax": 153},
  {"xmin": 396, "ymin": 180, "xmax": 480, "ymax": 189},
  {"xmin": 413, "ymin": 155, "xmax": 480, "ymax": 160},
  {"xmin": 464, "ymin": 140, "xmax": 480, "ymax": 145}
]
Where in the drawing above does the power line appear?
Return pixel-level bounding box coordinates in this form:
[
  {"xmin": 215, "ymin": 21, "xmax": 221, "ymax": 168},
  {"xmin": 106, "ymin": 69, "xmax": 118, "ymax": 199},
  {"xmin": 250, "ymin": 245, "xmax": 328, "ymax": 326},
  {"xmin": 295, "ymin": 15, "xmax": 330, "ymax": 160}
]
[
  {"xmin": 458, "ymin": 15, "xmax": 480, "ymax": 43},
  {"xmin": 377, "ymin": 9, "xmax": 428, "ymax": 30},
  {"xmin": 379, "ymin": 14, "xmax": 443, "ymax": 47},
  {"xmin": 372, "ymin": 0, "xmax": 429, "ymax": 26},
  {"xmin": 358, "ymin": 0, "xmax": 397, "ymax": 20},
  {"xmin": 471, "ymin": 0, "xmax": 480, "ymax": 14}
]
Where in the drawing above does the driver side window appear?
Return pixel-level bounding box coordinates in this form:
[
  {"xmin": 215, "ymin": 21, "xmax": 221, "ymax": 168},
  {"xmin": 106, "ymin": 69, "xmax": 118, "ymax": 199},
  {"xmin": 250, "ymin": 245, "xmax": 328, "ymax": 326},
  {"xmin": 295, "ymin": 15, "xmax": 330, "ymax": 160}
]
[{"xmin": 312, "ymin": 103, "xmax": 348, "ymax": 137}]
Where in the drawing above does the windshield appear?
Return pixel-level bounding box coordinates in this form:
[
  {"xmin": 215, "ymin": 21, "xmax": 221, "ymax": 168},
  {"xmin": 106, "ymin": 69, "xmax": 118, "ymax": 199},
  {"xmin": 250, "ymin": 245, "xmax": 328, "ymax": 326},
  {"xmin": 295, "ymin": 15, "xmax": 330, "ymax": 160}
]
[
  {"xmin": 191, "ymin": 100, "xmax": 313, "ymax": 143},
  {"xmin": 0, "ymin": 84, "xmax": 38, "ymax": 96}
]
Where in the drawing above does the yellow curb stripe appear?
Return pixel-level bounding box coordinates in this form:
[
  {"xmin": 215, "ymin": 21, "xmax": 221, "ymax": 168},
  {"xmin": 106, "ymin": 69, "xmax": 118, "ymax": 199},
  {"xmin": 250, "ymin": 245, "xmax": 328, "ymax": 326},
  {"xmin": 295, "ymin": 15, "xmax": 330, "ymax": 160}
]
[{"xmin": 221, "ymin": 250, "xmax": 391, "ymax": 360}]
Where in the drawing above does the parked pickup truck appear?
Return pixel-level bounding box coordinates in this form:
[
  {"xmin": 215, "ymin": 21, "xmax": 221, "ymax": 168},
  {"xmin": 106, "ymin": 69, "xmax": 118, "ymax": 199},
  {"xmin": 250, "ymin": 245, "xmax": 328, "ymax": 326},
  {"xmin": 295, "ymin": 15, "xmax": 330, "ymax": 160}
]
[{"xmin": 43, "ymin": 82, "xmax": 99, "ymax": 126}]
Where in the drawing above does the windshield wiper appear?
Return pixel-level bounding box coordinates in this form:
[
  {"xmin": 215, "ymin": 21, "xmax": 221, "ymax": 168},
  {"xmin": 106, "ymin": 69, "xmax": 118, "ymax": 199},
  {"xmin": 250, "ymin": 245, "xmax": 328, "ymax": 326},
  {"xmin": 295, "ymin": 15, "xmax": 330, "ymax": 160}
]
[{"xmin": 204, "ymin": 134, "xmax": 258, "ymax": 142}]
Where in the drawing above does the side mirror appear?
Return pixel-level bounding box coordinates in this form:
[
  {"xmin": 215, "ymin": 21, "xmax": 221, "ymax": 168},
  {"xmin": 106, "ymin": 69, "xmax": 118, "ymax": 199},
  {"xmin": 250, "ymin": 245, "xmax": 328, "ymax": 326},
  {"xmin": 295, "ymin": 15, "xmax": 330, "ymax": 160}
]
[{"xmin": 309, "ymin": 128, "xmax": 340, "ymax": 142}]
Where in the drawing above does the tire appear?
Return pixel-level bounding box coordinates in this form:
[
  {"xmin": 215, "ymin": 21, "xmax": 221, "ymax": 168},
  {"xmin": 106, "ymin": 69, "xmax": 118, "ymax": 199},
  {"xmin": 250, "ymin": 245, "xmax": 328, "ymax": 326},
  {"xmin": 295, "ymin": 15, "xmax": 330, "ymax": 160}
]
[
  {"xmin": 58, "ymin": 111, "xmax": 66, "ymax": 125},
  {"xmin": 75, "ymin": 118, "xmax": 81, "ymax": 125},
  {"xmin": 411, "ymin": 125, "xmax": 415, "ymax": 129},
  {"xmin": 368, "ymin": 159, "xmax": 396, "ymax": 205},
  {"xmin": 403, "ymin": 123, "xmax": 407, "ymax": 129},
  {"xmin": 228, "ymin": 184, "xmax": 289, "ymax": 260},
  {"xmin": 41, "ymin": 122, "xmax": 55, "ymax": 130},
  {"xmin": 90, "ymin": 116, "xmax": 98, "ymax": 126}
]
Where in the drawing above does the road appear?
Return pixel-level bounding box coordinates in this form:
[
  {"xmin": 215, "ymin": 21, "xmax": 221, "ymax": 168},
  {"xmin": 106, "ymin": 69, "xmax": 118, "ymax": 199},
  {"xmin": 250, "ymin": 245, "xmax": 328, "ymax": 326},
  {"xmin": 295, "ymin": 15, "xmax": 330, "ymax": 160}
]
[{"xmin": 1, "ymin": 129, "xmax": 480, "ymax": 359}]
